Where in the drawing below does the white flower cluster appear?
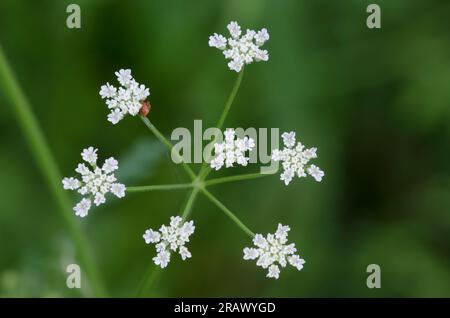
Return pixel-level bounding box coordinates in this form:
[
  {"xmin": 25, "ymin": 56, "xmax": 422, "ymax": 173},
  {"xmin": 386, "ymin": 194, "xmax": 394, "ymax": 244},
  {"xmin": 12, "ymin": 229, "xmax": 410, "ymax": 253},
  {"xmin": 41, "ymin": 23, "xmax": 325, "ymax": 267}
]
[
  {"xmin": 143, "ymin": 216, "xmax": 195, "ymax": 268},
  {"xmin": 271, "ymin": 131, "xmax": 324, "ymax": 186},
  {"xmin": 209, "ymin": 21, "xmax": 269, "ymax": 72},
  {"xmin": 62, "ymin": 147, "xmax": 126, "ymax": 217},
  {"xmin": 99, "ymin": 69, "xmax": 150, "ymax": 124},
  {"xmin": 243, "ymin": 224, "xmax": 305, "ymax": 279},
  {"xmin": 210, "ymin": 129, "xmax": 255, "ymax": 170}
]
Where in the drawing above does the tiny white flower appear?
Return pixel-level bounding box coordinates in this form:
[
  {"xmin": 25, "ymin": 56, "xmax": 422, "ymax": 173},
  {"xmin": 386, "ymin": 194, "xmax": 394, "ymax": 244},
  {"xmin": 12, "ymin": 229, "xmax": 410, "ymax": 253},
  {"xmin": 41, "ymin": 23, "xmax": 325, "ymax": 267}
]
[
  {"xmin": 62, "ymin": 177, "xmax": 81, "ymax": 190},
  {"xmin": 255, "ymin": 28, "xmax": 269, "ymax": 45},
  {"xmin": 224, "ymin": 128, "xmax": 235, "ymax": 141},
  {"xmin": 143, "ymin": 229, "xmax": 161, "ymax": 244},
  {"xmin": 153, "ymin": 250, "xmax": 170, "ymax": 269},
  {"xmin": 209, "ymin": 21, "xmax": 270, "ymax": 72},
  {"xmin": 253, "ymin": 234, "xmax": 268, "ymax": 249},
  {"xmin": 267, "ymin": 265, "xmax": 280, "ymax": 279},
  {"xmin": 254, "ymin": 49, "xmax": 269, "ymax": 62},
  {"xmin": 307, "ymin": 164, "xmax": 325, "ymax": 182},
  {"xmin": 210, "ymin": 128, "xmax": 255, "ymax": 170},
  {"xmin": 281, "ymin": 131, "xmax": 296, "ymax": 148},
  {"xmin": 210, "ymin": 157, "xmax": 223, "ymax": 171},
  {"xmin": 74, "ymin": 198, "xmax": 91, "ymax": 218},
  {"xmin": 143, "ymin": 216, "xmax": 195, "ymax": 268},
  {"xmin": 208, "ymin": 33, "xmax": 227, "ymax": 50},
  {"xmin": 75, "ymin": 163, "xmax": 89, "ymax": 175},
  {"xmin": 228, "ymin": 59, "xmax": 244, "ymax": 72},
  {"xmin": 275, "ymin": 224, "xmax": 290, "ymax": 239},
  {"xmin": 271, "ymin": 149, "xmax": 284, "ymax": 161},
  {"xmin": 62, "ymin": 147, "xmax": 126, "ymax": 217},
  {"xmin": 179, "ymin": 246, "xmax": 192, "ymax": 260},
  {"xmin": 100, "ymin": 69, "xmax": 150, "ymax": 124},
  {"xmin": 107, "ymin": 109, "xmax": 124, "ymax": 125},
  {"xmin": 102, "ymin": 157, "xmax": 118, "ymax": 173},
  {"xmin": 227, "ymin": 21, "xmax": 241, "ymax": 38},
  {"xmin": 81, "ymin": 147, "xmax": 98, "ymax": 165},
  {"xmin": 288, "ymin": 255, "xmax": 305, "ymax": 271},
  {"xmin": 115, "ymin": 69, "xmax": 132, "ymax": 86},
  {"xmin": 94, "ymin": 193, "xmax": 106, "ymax": 206},
  {"xmin": 243, "ymin": 247, "xmax": 259, "ymax": 260},
  {"xmin": 280, "ymin": 169, "xmax": 294, "ymax": 186},
  {"xmin": 243, "ymin": 224, "xmax": 305, "ymax": 279},
  {"xmin": 110, "ymin": 183, "xmax": 126, "ymax": 198},
  {"xmin": 272, "ymin": 131, "xmax": 324, "ymax": 185},
  {"xmin": 99, "ymin": 82, "xmax": 117, "ymax": 99}
]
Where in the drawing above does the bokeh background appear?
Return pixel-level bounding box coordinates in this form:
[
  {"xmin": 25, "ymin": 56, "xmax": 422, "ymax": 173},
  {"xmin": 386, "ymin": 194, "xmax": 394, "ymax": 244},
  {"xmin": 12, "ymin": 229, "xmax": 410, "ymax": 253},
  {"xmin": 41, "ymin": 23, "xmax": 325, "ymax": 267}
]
[{"xmin": 1, "ymin": 0, "xmax": 450, "ymax": 297}]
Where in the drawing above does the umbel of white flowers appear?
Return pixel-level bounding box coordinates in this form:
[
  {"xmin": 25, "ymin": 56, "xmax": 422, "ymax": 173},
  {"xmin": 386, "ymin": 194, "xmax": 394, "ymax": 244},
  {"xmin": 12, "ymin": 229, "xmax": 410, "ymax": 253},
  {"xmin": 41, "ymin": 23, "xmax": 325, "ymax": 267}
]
[
  {"xmin": 62, "ymin": 147, "xmax": 126, "ymax": 217},
  {"xmin": 243, "ymin": 224, "xmax": 305, "ymax": 279},
  {"xmin": 271, "ymin": 131, "xmax": 325, "ymax": 186},
  {"xmin": 143, "ymin": 216, "xmax": 195, "ymax": 268},
  {"xmin": 99, "ymin": 69, "xmax": 150, "ymax": 124},
  {"xmin": 210, "ymin": 128, "xmax": 255, "ymax": 170},
  {"xmin": 209, "ymin": 21, "xmax": 269, "ymax": 72}
]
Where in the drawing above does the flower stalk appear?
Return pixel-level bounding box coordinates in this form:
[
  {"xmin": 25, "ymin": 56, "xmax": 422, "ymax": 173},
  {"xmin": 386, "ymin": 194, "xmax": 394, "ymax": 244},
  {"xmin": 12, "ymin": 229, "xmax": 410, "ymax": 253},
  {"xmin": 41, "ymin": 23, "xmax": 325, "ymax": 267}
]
[
  {"xmin": 201, "ymin": 188, "xmax": 255, "ymax": 238},
  {"xmin": 127, "ymin": 183, "xmax": 193, "ymax": 192}
]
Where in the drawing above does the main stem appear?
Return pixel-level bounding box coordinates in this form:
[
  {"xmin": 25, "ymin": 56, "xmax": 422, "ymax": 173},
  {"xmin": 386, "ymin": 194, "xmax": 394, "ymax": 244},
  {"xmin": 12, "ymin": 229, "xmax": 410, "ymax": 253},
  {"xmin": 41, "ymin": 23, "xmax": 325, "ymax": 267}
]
[{"xmin": 0, "ymin": 46, "xmax": 106, "ymax": 297}]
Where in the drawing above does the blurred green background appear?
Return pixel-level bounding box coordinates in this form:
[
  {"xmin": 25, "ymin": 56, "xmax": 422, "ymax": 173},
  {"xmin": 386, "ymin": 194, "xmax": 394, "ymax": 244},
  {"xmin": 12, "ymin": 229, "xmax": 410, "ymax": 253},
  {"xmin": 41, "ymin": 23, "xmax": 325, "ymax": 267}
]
[{"xmin": 1, "ymin": 0, "xmax": 450, "ymax": 297}]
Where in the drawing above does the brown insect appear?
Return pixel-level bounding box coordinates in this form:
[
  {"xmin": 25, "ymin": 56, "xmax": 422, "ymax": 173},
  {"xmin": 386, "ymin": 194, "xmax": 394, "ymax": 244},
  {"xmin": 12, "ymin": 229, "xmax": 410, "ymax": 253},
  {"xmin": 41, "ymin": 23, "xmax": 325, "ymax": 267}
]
[{"xmin": 139, "ymin": 100, "xmax": 151, "ymax": 117}]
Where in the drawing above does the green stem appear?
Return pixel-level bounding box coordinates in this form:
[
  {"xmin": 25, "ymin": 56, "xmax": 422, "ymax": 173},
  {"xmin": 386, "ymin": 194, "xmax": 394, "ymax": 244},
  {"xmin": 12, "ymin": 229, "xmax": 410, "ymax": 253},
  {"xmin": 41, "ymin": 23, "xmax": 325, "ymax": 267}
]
[
  {"xmin": 181, "ymin": 187, "xmax": 200, "ymax": 220},
  {"xmin": 216, "ymin": 69, "xmax": 244, "ymax": 130},
  {"xmin": 0, "ymin": 46, "xmax": 106, "ymax": 297},
  {"xmin": 204, "ymin": 172, "xmax": 271, "ymax": 187},
  {"xmin": 201, "ymin": 188, "xmax": 254, "ymax": 238},
  {"xmin": 198, "ymin": 70, "xmax": 244, "ymax": 179},
  {"xmin": 136, "ymin": 265, "xmax": 162, "ymax": 298},
  {"xmin": 127, "ymin": 183, "xmax": 192, "ymax": 192},
  {"xmin": 140, "ymin": 116, "xmax": 196, "ymax": 181}
]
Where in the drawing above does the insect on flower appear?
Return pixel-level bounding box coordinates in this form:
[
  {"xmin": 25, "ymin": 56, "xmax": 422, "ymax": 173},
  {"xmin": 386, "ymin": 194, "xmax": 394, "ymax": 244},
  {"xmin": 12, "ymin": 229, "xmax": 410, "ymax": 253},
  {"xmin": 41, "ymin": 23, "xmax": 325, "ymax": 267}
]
[
  {"xmin": 99, "ymin": 69, "xmax": 151, "ymax": 124},
  {"xmin": 139, "ymin": 100, "xmax": 151, "ymax": 117}
]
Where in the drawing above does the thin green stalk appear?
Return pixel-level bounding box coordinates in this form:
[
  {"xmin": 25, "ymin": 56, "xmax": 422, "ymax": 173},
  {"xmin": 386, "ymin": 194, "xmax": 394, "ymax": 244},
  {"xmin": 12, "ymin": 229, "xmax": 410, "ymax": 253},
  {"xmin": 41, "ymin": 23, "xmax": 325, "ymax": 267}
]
[
  {"xmin": 198, "ymin": 70, "xmax": 245, "ymax": 179},
  {"xmin": 136, "ymin": 265, "xmax": 162, "ymax": 298},
  {"xmin": 204, "ymin": 172, "xmax": 271, "ymax": 187},
  {"xmin": 181, "ymin": 187, "xmax": 200, "ymax": 220},
  {"xmin": 201, "ymin": 188, "xmax": 254, "ymax": 238},
  {"xmin": 0, "ymin": 46, "xmax": 106, "ymax": 296},
  {"xmin": 140, "ymin": 116, "xmax": 196, "ymax": 181},
  {"xmin": 216, "ymin": 69, "xmax": 244, "ymax": 130},
  {"xmin": 127, "ymin": 183, "xmax": 192, "ymax": 192}
]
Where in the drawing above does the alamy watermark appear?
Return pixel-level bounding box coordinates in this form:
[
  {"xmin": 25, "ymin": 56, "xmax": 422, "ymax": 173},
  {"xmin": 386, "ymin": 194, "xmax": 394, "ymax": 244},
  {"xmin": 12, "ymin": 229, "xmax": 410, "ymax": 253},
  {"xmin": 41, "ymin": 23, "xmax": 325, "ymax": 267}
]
[
  {"xmin": 366, "ymin": 264, "xmax": 381, "ymax": 289},
  {"xmin": 66, "ymin": 264, "xmax": 81, "ymax": 289},
  {"xmin": 66, "ymin": 4, "xmax": 81, "ymax": 29},
  {"xmin": 170, "ymin": 120, "xmax": 280, "ymax": 174},
  {"xmin": 366, "ymin": 4, "xmax": 381, "ymax": 29}
]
